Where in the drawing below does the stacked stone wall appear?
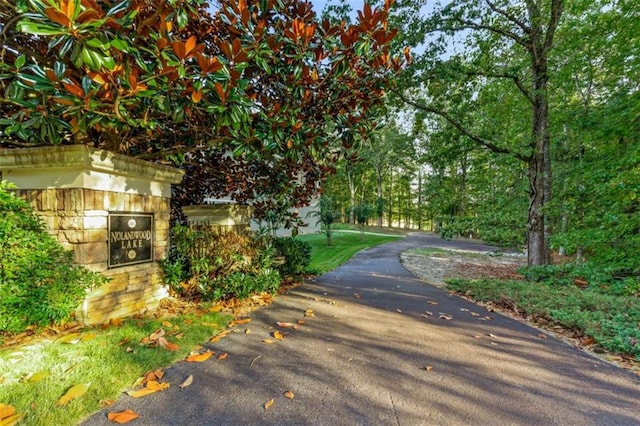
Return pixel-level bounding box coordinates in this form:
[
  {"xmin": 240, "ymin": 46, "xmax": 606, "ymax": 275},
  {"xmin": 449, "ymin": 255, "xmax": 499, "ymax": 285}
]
[
  {"xmin": 13, "ymin": 188, "xmax": 172, "ymax": 324},
  {"xmin": 0, "ymin": 145, "xmax": 183, "ymax": 325}
]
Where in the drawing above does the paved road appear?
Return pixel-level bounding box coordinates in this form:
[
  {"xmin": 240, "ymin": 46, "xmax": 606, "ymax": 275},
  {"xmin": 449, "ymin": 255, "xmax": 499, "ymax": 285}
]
[{"xmin": 84, "ymin": 233, "xmax": 640, "ymax": 425}]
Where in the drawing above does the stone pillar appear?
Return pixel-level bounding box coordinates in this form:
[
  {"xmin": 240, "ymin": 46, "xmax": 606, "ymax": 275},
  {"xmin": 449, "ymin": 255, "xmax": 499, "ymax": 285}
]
[
  {"xmin": 183, "ymin": 204, "xmax": 252, "ymax": 233},
  {"xmin": 0, "ymin": 145, "xmax": 184, "ymax": 325}
]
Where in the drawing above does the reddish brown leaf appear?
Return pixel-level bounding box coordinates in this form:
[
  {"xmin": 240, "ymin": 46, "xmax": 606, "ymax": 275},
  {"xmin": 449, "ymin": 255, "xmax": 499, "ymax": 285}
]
[
  {"xmin": 107, "ymin": 409, "xmax": 139, "ymax": 423},
  {"xmin": 284, "ymin": 390, "xmax": 294, "ymax": 400},
  {"xmin": 185, "ymin": 350, "xmax": 214, "ymax": 362},
  {"xmin": 217, "ymin": 352, "xmax": 229, "ymax": 360},
  {"xmin": 45, "ymin": 8, "xmax": 71, "ymax": 27}
]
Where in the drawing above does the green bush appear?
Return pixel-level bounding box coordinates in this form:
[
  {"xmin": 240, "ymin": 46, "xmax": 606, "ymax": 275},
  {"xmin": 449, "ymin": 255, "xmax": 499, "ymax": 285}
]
[
  {"xmin": 160, "ymin": 224, "xmax": 281, "ymax": 301},
  {"xmin": 0, "ymin": 182, "xmax": 105, "ymax": 334},
  {"xmin": 273, "ymin": 237, "xmax": 311, "ymax": 277}
]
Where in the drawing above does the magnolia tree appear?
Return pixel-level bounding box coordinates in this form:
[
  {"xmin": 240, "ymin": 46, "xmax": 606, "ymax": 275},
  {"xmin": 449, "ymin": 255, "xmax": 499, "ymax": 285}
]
[{"xmin": 0, "ymin": 0, "xmax": 406, "ymax": 220}]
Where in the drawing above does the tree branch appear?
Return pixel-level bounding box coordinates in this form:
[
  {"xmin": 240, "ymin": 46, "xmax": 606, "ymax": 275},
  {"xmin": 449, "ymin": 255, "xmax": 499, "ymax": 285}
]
[
  {"xmin": 448, "ymin": 18, "xmax": 529, "ymax": 48},
  {"xmin": 544, "ymin": 0, "xmax": 564, "ymax": 53},
  {"xmin": 484, "ymin": 0, "xmax": 531, "ymax": 34},
  {"xmin": 462, "ymin": 69, "xmax": 534, "ymax": 104},
  {"xmin": 391, "ymin": 88, "xmax": 530, "ymax": 163}
]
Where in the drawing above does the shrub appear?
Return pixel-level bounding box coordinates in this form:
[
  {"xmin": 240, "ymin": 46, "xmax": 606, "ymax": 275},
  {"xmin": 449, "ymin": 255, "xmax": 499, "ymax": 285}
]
[
  {"xmin": 0, "ymin": 182, "xmax": 105, "ymax": 334},
  {"xmin": 160, "ymin": 224, "xmax": 281, "ymax": 301},
  {"xmin": 273, "ymin": 237, "xmax": 311, "ymax": 277}
]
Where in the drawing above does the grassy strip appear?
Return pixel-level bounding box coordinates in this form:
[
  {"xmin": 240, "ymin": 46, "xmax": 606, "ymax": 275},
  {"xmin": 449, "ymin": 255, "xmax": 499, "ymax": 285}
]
[
  {"xmin": 0, "ymin": 309, "xmax": 229, "ymax": 425},
  {"xmin": 447, "ymin": 278, "xmax": 640, "ymax": 359},
  {"xmin": 301, "ymin": 231, "xmax": 404, "ymax": 275}
]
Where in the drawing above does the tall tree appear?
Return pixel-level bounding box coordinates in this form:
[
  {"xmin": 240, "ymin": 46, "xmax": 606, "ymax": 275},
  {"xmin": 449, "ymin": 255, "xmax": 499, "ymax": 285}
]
[{"xmin": 392, "ymin": 0, "xmax": 564, "ymax": 265}]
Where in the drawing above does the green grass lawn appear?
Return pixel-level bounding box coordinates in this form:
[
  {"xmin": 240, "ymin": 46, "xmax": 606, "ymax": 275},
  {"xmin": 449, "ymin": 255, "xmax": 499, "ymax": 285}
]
[
  {"xmin": 0, "ymin": 308, "xmax": 229, "ymax": 425},
  {"xmin": 300, "ymin": 230, "xmax": 404, "ymax": 275}
]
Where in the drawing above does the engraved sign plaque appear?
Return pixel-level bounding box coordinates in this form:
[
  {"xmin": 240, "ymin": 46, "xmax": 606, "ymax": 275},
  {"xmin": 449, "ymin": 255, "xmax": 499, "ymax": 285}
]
[{"xmin": 108, "ymin": 213, "xmax": 154, "ymax": 268}]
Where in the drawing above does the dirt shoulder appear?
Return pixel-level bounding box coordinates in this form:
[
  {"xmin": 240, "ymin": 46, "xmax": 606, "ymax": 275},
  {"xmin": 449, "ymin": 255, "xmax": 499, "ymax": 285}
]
[{"xmin": 400, "ymin": 248, "xmax": 526, "ymax": 287}]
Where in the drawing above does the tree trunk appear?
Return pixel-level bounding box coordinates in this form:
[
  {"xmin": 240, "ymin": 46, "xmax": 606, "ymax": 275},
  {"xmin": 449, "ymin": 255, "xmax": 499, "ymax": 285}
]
[{"xmin": 376, "ymin": 166, "xmax": 384, "ymax": 227}]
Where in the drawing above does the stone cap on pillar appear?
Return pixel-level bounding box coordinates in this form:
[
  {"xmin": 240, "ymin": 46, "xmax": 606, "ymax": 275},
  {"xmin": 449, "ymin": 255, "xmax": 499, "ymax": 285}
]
[{"xmin": 0, "ymin": 145, "xmax": 184, "ymax": 197}]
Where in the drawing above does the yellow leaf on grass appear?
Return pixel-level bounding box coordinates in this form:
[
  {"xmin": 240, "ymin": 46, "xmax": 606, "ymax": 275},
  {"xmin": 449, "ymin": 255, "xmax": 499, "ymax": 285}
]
[
  {"xmin": 179, "ymin": 375, "xmax": 193, "ymax": 390},
  {"xmin": 0, "ymin": 412, "xmax": 25, "ymax": 426},
  {"xmin": 0, "ymin": 404, "xmax": 16, "ymax": 420},
  {"xmin": 162, "ymin": 321, "xmax": 173, "ymax": 328},
  {"xmin": 185, "ymin": 350, "xmax": 214, "ymax": 362},
  {"xmin": 56, "ymin": 382, "xmax": 91, "ymax": 406},
  {"xmin": 284, "ymin": 390, "xmax": 295, "ymax": 400},
  {"xmin": 107, "ymin": 409, "xmax": 139, "ymax": 423},
  {"xmin": 272, "ymin": 331, "xmax": 284, "ymax": 340},
  {"xmin": 263, "ymin": 399, "xmax": 275, "ymax": 410},
  {"xmin": 24, "ymin": 370, "xmax": 49, "ymax": 382},
  {"xmin": 57, "ymin": 333, "xmax": 82, "ymax": 344}
]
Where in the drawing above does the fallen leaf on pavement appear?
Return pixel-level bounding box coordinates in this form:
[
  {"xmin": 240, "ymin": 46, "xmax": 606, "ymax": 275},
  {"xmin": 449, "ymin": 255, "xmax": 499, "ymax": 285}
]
[
  {"xmin": 297, "ymin": 320, "xmax": 305, "ymax": 325},
  {"xmin": 488, "ymin": 333, "xmax": 498, "ymax": 338},
  {"xmin": 473, "ymin": 335, "xmax": 482, "ymax": 339},
  {"xmin": 424, "ymin": 365, "xmax": 433, "ymax": 372},
  {"xmin": 396, "ymin": 309, "xmax": 403, "ymax": 313},
  {"xmin": 107, "ymin": 409, "xmax": 139, "ymax": 423},
  {"xmin": 262, "ymin": 339, "xmax": 275, "ymax": 344},
  {"xmin": 537, "ymin": 333, "xmax": 548, "ymax": 339},
  {"xmin": 218, "ymin": 352, "xmax": 229, "ymax": 360},
  {"xmin": 127, "ymin": 380, "xmax": 170, "ymax": 398},
  {"xmin": 210, "ymin": 330, "xmax": 231, "ymax": 343},
  {"xmin": 353, "ymin": 293, "xmax": 361, "ymax": 299},
  {"xmin": 272, "ymin": 331, "xmax": 284, "ymax": 340},
  {"xmin": 277, "ymin": 322, "xmax": 297, "ymax": 329},
  {"xmin": 179, "ymin": 375, "xmax": 193, "ymax": 390},
  {"xmin": 439, "ymin": 314, "xmax": 453, "ymax": 320},
  {"xmin": 284, "ymin": 391, "xmax": 295, "ymax": 400},
  {"xmin": 264, "ymin": 399, "xmax": 275, "ymax": 410},
  {"xmin": 56, "ymin": 383, "xmax": 91, "ymax": 406},
  {"xmin": 185, "ymin": 350, "xmax": 214, "ymax": 362},
  {"xmin": 231, "ymin": 318, "xmax": 252, "ymax": 326},
  {"xmin": 470, "ymin": 312, "xmax": 480, "ymax": 317},
  {"xmin": 304, "ymin": 309, "xmax": 315, "ymax": 318},
  {"xmin": 427, "ymin": 301, "xmax": 439, "ymax": 305}
]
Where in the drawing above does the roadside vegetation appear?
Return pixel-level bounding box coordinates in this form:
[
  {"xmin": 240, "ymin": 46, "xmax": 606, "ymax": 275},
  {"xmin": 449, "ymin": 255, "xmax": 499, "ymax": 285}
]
[{"xmin": 444, "ymin": 268, "xmax": 640, "ymax": 362}]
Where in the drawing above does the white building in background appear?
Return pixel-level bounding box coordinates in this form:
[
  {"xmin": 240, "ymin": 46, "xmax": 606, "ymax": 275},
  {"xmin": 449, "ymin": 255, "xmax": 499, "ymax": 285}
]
[
  {"xmin": 250, "ymin": 197, "xmax": 321, "ymax": 237},
  {"xmin": 201, "ymin": 197, "xmax": 320, "ymax": 237}
]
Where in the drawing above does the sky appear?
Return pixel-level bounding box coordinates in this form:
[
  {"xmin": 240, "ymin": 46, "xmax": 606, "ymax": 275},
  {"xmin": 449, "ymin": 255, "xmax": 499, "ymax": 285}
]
[{"xmin": 309, "ymin": 0, "xmax": 366, "ymax": 17}]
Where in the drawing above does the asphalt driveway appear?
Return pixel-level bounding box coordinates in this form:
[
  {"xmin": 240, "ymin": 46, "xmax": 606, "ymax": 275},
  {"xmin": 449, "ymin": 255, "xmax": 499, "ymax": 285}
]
[{"xmin": 83, "ymin": 233, "xmax": 640, "ymax": 425}]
